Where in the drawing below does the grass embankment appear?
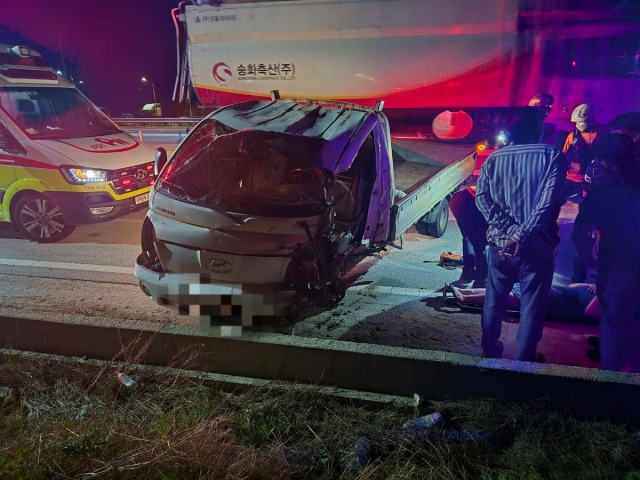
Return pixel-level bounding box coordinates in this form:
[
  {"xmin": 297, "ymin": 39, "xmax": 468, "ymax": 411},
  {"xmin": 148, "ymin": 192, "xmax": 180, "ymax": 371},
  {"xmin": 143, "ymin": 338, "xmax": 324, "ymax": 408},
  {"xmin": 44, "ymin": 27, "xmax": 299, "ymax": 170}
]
[{"xmin": 1, "ymin": 351, "xmax": 639, "ymax": 479}]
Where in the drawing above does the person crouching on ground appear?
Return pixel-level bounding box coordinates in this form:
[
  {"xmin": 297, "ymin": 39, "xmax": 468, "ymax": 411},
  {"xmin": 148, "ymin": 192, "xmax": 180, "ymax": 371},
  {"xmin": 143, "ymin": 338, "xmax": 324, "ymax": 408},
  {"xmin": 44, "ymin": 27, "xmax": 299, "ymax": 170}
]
[
  {"xmin": 571, "ymin": 133, "xmax": 640, "ymax": 373},
  {"xmin": 449, "ymin": 186, "xmax": 488, "ymax": 288},
  {"xmin": 475, "ymin": 119, "xmax": 566, "ymax": 362}
]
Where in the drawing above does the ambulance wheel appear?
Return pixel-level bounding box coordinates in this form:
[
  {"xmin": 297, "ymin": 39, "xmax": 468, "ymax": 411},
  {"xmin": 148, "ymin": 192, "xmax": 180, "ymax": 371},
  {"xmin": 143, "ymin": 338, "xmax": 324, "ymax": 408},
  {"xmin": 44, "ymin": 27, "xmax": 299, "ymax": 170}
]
[
  {"xmin": 14, "ymin": 193, "xmax": 75, "ymax": 243},
  {"xmin": 425, "ymin": 199, "xmax": 449, "ymax": 238}
]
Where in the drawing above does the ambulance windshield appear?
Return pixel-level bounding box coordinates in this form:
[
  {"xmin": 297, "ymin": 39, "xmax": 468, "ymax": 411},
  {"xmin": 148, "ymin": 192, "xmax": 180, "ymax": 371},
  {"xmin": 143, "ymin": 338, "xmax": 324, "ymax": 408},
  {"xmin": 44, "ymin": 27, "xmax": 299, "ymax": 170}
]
[{"xmin": 0, "ymin": 87, "xmax": 120, "ymax": 139}]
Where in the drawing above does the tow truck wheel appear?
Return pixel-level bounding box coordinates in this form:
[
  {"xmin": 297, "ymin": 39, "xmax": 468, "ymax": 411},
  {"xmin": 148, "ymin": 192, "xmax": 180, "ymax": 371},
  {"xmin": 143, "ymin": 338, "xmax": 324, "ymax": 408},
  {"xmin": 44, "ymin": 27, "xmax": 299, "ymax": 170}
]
[
  {"xmin": 14, "ymin": 193, "xmax": 76, "ymax": 243},
  {"xmin": 426, "ymin": 198, "xmax": 449, "ymax": 238}
]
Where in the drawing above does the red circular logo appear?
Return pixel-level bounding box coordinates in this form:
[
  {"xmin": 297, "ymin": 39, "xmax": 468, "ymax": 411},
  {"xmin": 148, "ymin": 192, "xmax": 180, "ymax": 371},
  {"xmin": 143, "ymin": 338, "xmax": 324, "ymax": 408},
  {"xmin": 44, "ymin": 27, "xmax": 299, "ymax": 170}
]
[{"xmin": 213, "ymin": 62, "xmax": 232, "ymax": 83}]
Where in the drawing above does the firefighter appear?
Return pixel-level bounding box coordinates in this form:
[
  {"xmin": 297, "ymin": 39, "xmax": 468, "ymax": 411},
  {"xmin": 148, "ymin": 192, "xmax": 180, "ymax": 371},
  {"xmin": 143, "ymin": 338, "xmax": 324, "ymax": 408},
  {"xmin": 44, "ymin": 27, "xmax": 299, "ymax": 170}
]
[
  {"xmin": 561, "ymin": 104, "xmax": 601, "ymax": 282},
  {"xmin": 562, "ymin": 103, "xmax": 601, "ymax": 201}
]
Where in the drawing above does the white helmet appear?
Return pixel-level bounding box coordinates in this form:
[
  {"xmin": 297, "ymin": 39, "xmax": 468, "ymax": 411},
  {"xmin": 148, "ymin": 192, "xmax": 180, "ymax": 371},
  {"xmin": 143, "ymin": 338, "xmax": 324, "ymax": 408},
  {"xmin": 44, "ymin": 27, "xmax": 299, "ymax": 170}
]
[{"xmin": 571, "ymin": 103, "xmax": 594, "ymax": 122}]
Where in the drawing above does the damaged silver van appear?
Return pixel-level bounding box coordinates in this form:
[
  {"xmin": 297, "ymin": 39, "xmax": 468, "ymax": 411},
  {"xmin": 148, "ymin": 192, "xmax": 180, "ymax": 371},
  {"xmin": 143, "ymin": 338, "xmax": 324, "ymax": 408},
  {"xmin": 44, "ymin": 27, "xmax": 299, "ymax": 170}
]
[{"xmin": 134, "ymin": 94, "xmax": 474, "ymax": 318}]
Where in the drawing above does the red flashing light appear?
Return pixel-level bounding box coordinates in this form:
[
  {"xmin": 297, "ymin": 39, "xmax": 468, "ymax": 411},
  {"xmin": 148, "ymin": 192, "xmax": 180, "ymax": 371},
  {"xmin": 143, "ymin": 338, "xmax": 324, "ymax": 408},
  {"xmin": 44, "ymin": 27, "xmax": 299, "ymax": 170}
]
[{"xmin": 0, "ymin": 67, "xmax": 58, "ymax": 81}]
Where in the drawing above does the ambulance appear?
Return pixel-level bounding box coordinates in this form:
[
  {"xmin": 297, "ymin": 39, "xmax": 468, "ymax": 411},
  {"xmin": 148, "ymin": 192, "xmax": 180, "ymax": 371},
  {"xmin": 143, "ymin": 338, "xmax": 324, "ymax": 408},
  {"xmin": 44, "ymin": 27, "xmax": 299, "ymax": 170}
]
[{"xmin": 0, "ymin": 45, "xmax": 156, "ymax": 242}]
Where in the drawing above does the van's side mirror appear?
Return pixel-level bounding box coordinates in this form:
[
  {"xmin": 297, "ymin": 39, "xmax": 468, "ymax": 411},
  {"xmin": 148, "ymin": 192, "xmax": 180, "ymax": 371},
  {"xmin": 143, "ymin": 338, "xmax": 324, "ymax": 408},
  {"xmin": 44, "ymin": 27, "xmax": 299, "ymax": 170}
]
[{"xmin": 154, "ymin": 147, "xmax": 168, "ymax": 178}]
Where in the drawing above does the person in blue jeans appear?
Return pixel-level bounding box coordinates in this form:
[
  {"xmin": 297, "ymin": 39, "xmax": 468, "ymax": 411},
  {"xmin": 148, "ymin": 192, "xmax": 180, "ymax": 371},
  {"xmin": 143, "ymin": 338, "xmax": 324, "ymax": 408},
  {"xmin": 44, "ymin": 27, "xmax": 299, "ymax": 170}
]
[
  {"xmin": 475, "ymin": 119, "xmax": 566, "ymax": 362},
  {"xmin": 449, "ymin": 186, "xmax": 488, "ymax": 288}
]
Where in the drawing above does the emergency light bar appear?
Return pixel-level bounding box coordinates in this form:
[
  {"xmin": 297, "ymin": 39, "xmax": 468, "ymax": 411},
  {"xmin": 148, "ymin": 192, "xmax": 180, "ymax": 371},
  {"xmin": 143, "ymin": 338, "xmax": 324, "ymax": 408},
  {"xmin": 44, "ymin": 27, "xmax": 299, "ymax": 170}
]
[
  {"xmin": 11, "ymin": 45, "xmax": 32, "ymax": 57},
  {"xmin": 0, "ymin": 44, "xmax": 59, "ymax": 84}
]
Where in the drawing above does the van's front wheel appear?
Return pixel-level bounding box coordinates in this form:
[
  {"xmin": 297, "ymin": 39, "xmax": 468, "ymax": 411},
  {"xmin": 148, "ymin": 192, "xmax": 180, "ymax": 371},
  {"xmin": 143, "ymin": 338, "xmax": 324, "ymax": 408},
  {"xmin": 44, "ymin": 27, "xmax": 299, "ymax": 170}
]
[{"xmin": 14, "ymin": 194, "xmax": 76, "ymax": 243}]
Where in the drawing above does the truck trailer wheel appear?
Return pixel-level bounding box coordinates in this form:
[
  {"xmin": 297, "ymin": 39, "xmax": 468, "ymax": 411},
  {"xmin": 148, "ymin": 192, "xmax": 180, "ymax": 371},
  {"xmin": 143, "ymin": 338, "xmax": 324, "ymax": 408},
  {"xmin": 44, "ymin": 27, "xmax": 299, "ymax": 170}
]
[
  {"xmin": 425, "ymin": 198, "xmax": 449, "ymax": 238},
  {"xmin": 14, "ymin": 193, "xmax": 75, "ymax": 243}
]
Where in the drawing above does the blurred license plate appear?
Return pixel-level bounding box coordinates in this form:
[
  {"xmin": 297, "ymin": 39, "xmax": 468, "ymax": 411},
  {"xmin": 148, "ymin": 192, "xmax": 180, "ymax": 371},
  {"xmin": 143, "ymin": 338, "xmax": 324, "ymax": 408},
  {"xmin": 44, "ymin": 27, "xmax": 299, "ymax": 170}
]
[{"xmin": 134, "ymin": 193, "xmax": 149, "ymax": 205}]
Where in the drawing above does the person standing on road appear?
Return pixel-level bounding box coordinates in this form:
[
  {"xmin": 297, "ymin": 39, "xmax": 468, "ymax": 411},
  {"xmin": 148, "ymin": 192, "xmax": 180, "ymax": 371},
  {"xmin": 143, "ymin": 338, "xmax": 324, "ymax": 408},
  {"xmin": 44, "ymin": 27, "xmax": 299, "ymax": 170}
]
[
  {"xmin": 571, "ymin": 133, "xmax": 640, "ymax": 372},
  {"xmin": 475, "ymin": 119, "xmax": 566, "ymax": 362},
  {"xmin": 562, "ymin": 103, "xmax": 601, "ymax": 283}
]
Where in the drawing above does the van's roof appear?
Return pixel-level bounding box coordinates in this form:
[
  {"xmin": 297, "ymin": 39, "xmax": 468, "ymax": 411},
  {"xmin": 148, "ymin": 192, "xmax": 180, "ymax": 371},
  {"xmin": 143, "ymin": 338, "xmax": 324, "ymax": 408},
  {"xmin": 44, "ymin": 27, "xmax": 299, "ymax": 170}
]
[
  {"xmin": 212, "ymin": 99, "xmax": 377, "ymax": 142},
  {"xmin": 210, "ymin": 98, "xmax": 383, "ymax": 173}
]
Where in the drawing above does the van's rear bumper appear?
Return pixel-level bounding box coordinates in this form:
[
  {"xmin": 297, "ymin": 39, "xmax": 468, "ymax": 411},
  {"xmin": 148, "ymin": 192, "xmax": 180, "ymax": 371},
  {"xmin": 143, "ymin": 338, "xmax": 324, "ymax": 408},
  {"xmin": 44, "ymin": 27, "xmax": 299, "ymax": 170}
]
[{"xmin": 46, "ymin": 190, "xmax": 150, "ymax": 225}]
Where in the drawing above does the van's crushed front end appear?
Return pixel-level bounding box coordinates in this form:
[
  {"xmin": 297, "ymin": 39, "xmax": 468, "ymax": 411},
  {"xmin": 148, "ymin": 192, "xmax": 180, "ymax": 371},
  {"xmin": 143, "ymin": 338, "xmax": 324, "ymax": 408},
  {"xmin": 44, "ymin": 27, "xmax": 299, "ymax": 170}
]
[
  {"xmin": 134, "ymin": 129, "xmax": 342, "ymax": 323},
  {"xmin": 134, "ymin": 201, "xmax": 329, "ymax": 324},
  {"xmin": 135, "ymin": 98, "xmax": 380, "ymax": 323}
]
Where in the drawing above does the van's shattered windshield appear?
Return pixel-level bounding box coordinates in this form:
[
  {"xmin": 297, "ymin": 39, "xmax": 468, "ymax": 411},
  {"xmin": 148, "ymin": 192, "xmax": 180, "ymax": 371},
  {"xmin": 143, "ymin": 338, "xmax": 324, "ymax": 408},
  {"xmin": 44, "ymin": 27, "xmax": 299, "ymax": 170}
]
[
  {"xmin": 0, "ymin": 87, "xmax": 119, "ymax": 139},
  {"xmin": 156, "ymin": 120, "xmax": 330, "ymax": 217}
]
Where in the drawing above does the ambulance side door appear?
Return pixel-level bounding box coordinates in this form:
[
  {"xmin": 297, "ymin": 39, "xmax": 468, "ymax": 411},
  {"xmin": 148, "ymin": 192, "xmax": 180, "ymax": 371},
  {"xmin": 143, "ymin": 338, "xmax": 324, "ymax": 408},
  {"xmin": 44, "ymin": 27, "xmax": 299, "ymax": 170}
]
[{"xmin": 0, "ymin": 119, "xmax": 25, "ymax": 219}]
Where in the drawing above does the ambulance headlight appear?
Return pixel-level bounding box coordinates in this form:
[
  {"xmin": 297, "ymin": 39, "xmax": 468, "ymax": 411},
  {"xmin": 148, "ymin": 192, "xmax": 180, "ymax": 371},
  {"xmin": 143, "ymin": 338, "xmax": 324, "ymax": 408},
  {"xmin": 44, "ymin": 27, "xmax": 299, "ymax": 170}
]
[{"xmin": 60, "ymin": 166, "xmax": 109, "ymax": 184}]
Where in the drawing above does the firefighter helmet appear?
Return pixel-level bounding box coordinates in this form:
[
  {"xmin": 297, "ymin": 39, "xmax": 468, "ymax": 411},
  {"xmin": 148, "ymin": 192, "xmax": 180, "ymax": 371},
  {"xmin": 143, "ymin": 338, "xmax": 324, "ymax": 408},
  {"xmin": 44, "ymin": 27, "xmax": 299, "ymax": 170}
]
[{"xmin": 571, "ymin": 103, "xmax": 594, "ymax": 122}]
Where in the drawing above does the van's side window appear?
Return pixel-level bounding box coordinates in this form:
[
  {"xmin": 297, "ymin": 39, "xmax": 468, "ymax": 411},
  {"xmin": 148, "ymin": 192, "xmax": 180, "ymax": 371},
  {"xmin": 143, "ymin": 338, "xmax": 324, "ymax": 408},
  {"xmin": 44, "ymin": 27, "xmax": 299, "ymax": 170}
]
[
  {"xmin": 0, "ymin": 123, "xmax": 23, "ymax": 152},
  {"xmin": 0, "ymin": 123, "xmax": 9, "ymax": 150}
]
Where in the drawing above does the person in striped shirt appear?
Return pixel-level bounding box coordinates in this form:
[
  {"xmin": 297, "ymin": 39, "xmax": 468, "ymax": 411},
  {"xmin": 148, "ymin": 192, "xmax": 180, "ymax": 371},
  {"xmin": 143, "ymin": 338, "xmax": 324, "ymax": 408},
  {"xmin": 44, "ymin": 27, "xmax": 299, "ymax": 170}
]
[{"xmin": 475, "ymin": 119, "xmax": 567, "ymax": 362}]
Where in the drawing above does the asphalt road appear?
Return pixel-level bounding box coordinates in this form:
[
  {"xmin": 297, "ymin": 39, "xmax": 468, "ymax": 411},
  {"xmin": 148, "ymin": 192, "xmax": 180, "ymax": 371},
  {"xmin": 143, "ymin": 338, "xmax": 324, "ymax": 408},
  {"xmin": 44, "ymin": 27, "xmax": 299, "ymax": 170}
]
[
  {"xmin": 0, "ymin": 200, "xmax": 600, "ymax": 371},
  {"xmin": 0, "ymin": 208, "xmax": 185, "ymax": 325},
  {"xmin": 0, "ymin": 205, "xmax": 464, "ymax": 327}
]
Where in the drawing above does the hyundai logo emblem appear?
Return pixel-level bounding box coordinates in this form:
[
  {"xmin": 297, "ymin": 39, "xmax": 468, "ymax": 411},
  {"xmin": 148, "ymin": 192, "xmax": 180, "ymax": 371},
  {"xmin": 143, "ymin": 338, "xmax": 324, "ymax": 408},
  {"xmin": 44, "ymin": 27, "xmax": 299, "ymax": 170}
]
[
  {"xmin": 204, "ymin": 258, "xmax": 233, "ymax": 273},
  {"xmin": 134, "ymin": 169, "xmax": 147, "ymax": 180}
]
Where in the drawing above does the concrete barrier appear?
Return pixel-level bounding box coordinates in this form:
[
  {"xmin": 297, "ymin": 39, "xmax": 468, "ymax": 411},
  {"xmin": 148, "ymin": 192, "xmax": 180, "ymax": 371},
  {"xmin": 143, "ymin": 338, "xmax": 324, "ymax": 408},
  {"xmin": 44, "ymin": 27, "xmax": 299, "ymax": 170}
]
[{"xmin": 1, "ymin": 313, "xmax": 639, "ymax": 424}]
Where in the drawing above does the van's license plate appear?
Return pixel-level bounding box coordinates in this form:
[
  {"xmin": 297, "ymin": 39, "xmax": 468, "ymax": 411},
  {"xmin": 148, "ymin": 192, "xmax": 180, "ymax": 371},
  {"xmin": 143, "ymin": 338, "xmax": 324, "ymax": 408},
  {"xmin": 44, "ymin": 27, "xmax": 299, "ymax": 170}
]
[{"xmin": 134, "ymin": 193, "xmax": 149, "ymax": 205}]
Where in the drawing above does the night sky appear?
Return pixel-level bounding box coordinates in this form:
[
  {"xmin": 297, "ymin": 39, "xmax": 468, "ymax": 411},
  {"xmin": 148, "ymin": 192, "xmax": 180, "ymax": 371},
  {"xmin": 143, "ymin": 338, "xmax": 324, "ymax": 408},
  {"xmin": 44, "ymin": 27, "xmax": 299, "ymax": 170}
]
[{"xmin": 2, "ymin": 0, "xmax": 179, "ymax": 116}]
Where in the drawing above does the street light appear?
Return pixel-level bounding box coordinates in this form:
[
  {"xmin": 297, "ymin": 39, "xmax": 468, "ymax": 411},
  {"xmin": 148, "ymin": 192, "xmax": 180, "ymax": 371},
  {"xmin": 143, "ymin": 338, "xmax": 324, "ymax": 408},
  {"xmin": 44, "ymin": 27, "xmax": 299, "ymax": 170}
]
[{"xmin": 141, "ymin": 76, "xmax": 159, "ymax": 116}]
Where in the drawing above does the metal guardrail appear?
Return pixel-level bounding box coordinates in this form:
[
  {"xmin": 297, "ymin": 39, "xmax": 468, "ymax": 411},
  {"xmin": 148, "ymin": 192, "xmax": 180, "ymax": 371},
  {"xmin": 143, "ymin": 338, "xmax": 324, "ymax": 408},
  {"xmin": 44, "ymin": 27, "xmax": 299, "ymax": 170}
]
[
  {"xmin": 112, "ymin": 117, "xmax": 202, "ymax": 126},
  {"xmin": 114, "ymin": 117, "xmax": 202, "ymax": 148}
]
